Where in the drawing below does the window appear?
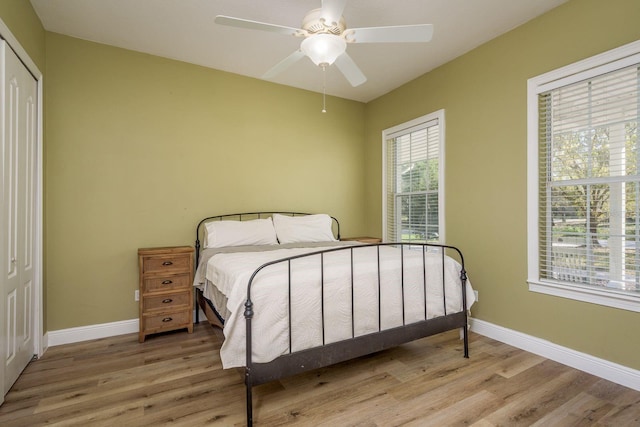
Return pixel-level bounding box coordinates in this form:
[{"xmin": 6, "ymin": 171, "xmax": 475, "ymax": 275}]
[
  {"xmin": 527, "ymin": 41, "xmax": 640, "ymax": 312},
  {"xmin": 383, "ymin": 111, "xmax": 444, "ymax": 243}
]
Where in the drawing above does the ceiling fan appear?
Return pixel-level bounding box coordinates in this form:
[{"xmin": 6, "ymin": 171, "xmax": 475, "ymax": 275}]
[{"xmin": 215, "ymin": 0, "xmax": 433, "ymax": 87}]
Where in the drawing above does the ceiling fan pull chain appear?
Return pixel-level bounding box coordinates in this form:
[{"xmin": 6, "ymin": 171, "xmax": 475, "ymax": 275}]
[{"xmin": 322, "ymin": 65, "xmax": 327, "ymax": 113}]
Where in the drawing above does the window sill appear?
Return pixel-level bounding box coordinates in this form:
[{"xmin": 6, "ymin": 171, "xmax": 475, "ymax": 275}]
[{"xmin": 528, "ymin": 280, "xmax": 640, "ymax": 313}]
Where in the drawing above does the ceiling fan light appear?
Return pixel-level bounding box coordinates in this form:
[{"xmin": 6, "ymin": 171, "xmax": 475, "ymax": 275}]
[{"xmin": 300, "ymin": 34, "xmax": 346, "ymax": 66}]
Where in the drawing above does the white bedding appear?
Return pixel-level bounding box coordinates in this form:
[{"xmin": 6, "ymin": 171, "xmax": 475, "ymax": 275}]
[{"xmin": 203, "ymin": 244, "xmax": 475, "ymax": 369}]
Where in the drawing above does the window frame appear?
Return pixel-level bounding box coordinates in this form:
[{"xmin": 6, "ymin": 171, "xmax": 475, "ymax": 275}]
[
  {"xmin": 382, "ymin": 110, "xmax": 445, "ymax": 244},
  {"xmin": 527, "ymin": 40, "xmax": 640, "ymax": 312}
]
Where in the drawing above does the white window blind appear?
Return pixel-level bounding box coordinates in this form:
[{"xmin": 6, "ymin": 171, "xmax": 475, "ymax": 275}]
[
  {"xmin": 528, "ymin": 42, "xmax": 640, "ymax": 310},
  {"xmin": 383, "ymin": 111, "xmax": 444, "ymax": 243}
]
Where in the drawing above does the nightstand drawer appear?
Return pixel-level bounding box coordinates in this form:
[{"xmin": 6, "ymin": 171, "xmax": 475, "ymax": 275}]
[
  {"xmin": 142, "ymin": 273, "xmax": 191, "ymax": 293},
  {"xmin": 143, "ymin": 310, "xmax": 191, "ymax": 332},
  {"xmin": 143, "ymin": 291, "xmax": 191, "ymax": 312},
  {"xmin": 142, "ymin": 253, "xmax": 191, "ymax": 274}
]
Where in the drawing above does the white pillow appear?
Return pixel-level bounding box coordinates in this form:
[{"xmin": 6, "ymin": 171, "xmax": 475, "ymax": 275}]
[
  {"xmin": 204, "ymin": 218, "xmax": 278, "ymax": 248},
  {"xmin": 272, "ymin": 214, "xmax": 337, "ymax": 244}
]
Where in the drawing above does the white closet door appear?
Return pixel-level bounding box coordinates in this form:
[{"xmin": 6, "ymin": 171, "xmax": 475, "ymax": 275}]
[{"xmin": 1, "ymin": 40, "xmax": 37, "ymax": 395}]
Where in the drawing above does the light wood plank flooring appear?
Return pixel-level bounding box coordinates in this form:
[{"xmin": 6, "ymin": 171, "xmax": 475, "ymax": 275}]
[{"xmin": 0, "ymin": 322, "xmax": 638, "ymax": 426}]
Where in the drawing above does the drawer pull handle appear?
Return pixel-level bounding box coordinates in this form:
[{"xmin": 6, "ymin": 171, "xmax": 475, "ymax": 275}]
[
  {"xmin": 161, "ymin": 280, "xmax": 172, "ymax": 285},
  {"xmin": 162, "ymin": 261, "xmax": 173, "ymax": 266},
  {"xmin": 162, "ymin": 298, "xmax": 173, "ymax": 304},
  {"xmin": 162, "ymin": 317, "xmax": 173, "ymax": 323}
]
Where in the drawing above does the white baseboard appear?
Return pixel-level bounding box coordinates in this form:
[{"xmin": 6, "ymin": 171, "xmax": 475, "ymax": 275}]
[
  {"xmin": 47, "ymin": 319, "xmax": 139, "ymax": 347},
  {"xmin": 46, "ymin": 309, "xmax": 208, "ymax": 348},
  {"xmin": 470, "ymin": 318, "xmax": 640, "ymax": 392}
]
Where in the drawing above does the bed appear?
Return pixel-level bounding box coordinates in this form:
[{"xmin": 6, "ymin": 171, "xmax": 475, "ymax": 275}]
[{"xmin": 193, "ymin": 212, "xmax": 475, "ymax": 426}]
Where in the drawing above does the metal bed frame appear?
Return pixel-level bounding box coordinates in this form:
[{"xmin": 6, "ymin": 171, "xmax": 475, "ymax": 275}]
[{"xmin": 194, "ymin": 212, "xmax": 469, "ymax": 426}]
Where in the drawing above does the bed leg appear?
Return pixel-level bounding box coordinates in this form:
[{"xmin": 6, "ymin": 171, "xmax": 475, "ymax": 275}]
[
  {"xmin": 246, "ymin": 373, "xmax": 253, "ymax": 426},
  {"xmin": 463, "ymin": 325, "xmax": 469, "ymax": 358}
]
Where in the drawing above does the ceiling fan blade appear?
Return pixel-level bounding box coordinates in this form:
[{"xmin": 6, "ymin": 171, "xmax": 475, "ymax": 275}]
[
  {"xmin": 215, "ymin": 15, "xmax": 302, "ymax": 37},
  {"xmin": 320, "ymin": 0, "xmax": 347, "ymax": 25},
  {"xmin": 347, "ymin": 24, "xmax": 433, "ymax": 43},
  {"xmin": 262, "ymin": 50, "xmax": 306, "ymax": 79},
  {"xmin": 334, "ymin": 53, "xmax": 367, "ymax": 87}
]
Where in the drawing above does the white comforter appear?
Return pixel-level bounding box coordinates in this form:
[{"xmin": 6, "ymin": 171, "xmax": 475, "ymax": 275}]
[{"xmin": 206, "ymin": 245, "xmax": 475, "ymax": 368}]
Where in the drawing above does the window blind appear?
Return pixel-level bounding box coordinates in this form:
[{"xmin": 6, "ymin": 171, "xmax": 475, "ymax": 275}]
[
  {"xmin": 385, "ymin": 117, "xmax": 441, "ymax": 243},
  {"xmin": 538, "ymin": 64, "xmax": 640, "ymax": 293}
]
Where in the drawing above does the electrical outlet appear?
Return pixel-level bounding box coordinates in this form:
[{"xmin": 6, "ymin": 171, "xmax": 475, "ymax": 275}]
[
  {"xmin": 134, "ymin": 290, "xmax": 139, "ymax": 301},
  {"xmin": 474, "ymin": 290, "xmax": 479, "ymax": 302}
]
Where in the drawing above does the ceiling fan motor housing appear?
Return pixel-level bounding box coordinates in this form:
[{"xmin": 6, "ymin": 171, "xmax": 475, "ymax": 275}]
[{"xmin": 302, "ymin": 8, "xmax": 346, "ymax": 35}]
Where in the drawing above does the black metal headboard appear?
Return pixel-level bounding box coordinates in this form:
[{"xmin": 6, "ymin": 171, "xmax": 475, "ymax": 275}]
[{"xmin": 195, "ymin": 212, "xmax": 341, "ymax": 265}]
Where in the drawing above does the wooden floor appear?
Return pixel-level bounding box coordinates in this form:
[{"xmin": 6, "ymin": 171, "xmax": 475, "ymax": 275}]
[{"xmin": 1, "ymin": 323, "xmax": 639, "ymax": 426}]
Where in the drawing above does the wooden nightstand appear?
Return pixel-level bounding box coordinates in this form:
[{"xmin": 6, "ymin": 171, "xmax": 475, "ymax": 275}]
[
  {"xmin": 138, "ymin": 246, "xmax": 194, "ymax": 343},
  {"xmin": 341, "ymin": 236, "xmax": 382, "ymax": 244}
]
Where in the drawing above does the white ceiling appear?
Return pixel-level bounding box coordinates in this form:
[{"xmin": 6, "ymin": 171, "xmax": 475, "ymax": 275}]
[{"xmin": 30, "ymin": 0, "xmax": 568, "ymax": 103}]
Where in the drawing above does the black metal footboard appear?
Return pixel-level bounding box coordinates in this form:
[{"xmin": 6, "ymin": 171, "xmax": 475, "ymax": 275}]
[{"xmin": 242, "ymin": 243, "xmax": 469, "ymax": 426}]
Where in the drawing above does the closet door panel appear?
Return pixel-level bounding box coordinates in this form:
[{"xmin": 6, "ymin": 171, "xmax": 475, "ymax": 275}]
[{"xmin": 2, "ymin": 41, "xmax": 37, "ymax": 394}]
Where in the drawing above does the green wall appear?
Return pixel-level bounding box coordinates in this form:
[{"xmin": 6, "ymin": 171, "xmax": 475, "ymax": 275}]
[
  {"xmin": 364, "ymin": 0, "xmax": 640, "ymax": 369},
  {"xmin": 0, "ymin": 0, "xmax": 45, "ymax": 70},
  {"xmin": 44, "ymin": 33, "xmax": 366, "ymax": 330}
]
